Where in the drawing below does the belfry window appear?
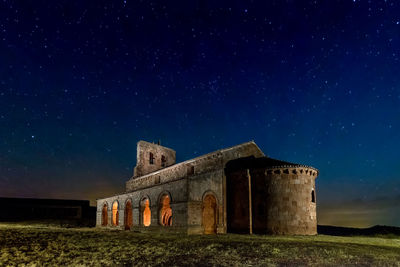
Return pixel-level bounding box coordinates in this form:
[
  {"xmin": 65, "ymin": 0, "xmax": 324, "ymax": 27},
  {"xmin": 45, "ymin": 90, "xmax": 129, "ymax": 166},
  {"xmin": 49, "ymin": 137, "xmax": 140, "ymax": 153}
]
[
  {"xmin": 311, "ymin": 190, "xmax": 316, "ymax": 203},
  {"xmin": 149, "ymin": 152, "xmax": 154, "ymax": 164},
  {"xmin": 161, "ymin": 155, "xmax": 166, "ymax": 167}
]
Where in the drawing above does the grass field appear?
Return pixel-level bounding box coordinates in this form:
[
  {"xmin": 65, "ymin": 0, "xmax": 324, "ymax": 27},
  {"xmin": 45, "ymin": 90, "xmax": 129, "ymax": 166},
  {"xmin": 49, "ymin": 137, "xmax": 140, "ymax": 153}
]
[{"xmin": 0, "ymin": 223, "xmax": 400, "ymax": 266}]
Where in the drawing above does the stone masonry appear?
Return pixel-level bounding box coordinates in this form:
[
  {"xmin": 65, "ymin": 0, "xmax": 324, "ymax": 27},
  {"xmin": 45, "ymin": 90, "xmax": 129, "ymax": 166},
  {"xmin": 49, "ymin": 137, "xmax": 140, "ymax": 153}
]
[{"xmin": 96, "ymin": 140, "xmax": 319, "ymax": 235}]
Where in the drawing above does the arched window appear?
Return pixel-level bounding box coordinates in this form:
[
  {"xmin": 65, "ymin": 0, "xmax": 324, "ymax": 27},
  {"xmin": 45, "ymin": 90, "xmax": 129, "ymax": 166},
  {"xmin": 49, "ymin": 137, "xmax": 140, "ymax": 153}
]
[
  {"xmin": 149, "ymin": 152, "xmax": 154, "ymax": 164},
  {"xmin": 141, "ymin": 198, "xmax": 151, "ymax": 226},
  {"xmin": 112, "ymin": 201, "xmax": 119, "ymax": 226},
  {"xmin": 124, "ymin": 200, "xmax": 133, "ymax": 230},
  {"xmin": 101, "ymin": 203, "xmax": 108, "ymax": 226},
  {"xmin": 159, "ymin": 194, "xmax": 172, "ymax": 226},
  {"xmin": 311, "ymin": 190, "xmax": 316, "ymax": 203}
]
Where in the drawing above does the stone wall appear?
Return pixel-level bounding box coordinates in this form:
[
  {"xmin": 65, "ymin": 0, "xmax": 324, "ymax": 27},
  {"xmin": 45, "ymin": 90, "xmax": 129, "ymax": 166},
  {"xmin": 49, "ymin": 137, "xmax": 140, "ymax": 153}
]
[
  {"xmin": 96, "ymin": 140, "xmax": 319, "ymax": 235},
  {"xmin": 126, "ymin": 161, "xmax": 188, "ymax": 192},
  {"xmin": 100, "ymin": 142, "xmax": 265, "ymax": 233},
  {"xmin": 251, "ymin": 169, "xmax": 269, "ymax": 233},
  {"xmin": 263, "ymin": 167, "xmax": 317, "ymax": 235},
  {"xmin": 226, "ymin": 169, "xmax": 251, "ymax": 233},
  {"xmin": 187, "ymin": 169, "xmax": 224, "ymax": 234},
  {"xmin": 225, "ymin": 166, "xmax": 318, "ymax": 235},
  {"xmin": 126, "ymin": 141, "xmax": 264, "ymax": 192},
  {"xmin": 96, "ymin": 178, "xmax": 188, "ymax": 232},
  {"xmin": 133, "ymin": 141, "xmax": 176, "ymax": 177}
]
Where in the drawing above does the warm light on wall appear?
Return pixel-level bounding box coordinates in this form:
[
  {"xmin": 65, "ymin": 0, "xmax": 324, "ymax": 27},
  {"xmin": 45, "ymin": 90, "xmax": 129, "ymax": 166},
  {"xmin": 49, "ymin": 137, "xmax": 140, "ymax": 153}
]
[
  {"xmin": 143, "ymin": 199, "xmax": 151, "ymax": 226},
  {"xmin": 112, "ymin": 201, "xmax": 119, "ymax": 226},
  {"xmin": 160, "ymin": 195, "xmax": 172, "ymax": 226},
  {"xmin": 202, "ymin": 194, "xmax": 217, "ymax": 234}
]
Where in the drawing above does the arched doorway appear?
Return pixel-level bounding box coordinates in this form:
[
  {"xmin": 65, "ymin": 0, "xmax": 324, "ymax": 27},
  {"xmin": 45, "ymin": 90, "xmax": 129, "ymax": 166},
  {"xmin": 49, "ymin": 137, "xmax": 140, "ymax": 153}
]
[
  {"xmin": 141, "ymin": 198, "xmax": 151, "ymax": 226},
  {"xmin": 202, "ymin": 194, "xmax": 217, "ymax": 234},
  {"xmin": 159, "ymin": 194, "xmax": 172, "ymax": 226},
  {"xmin": 112, "ymin": 201, "xmax": 119, "ymax": 226},
  {"xmin": 124, "ymin": 200, "xmax": 133, "ymax": 230},
  {"xmin": 101, "ymin": 203, "xmax": 108, "ymax": 226}
]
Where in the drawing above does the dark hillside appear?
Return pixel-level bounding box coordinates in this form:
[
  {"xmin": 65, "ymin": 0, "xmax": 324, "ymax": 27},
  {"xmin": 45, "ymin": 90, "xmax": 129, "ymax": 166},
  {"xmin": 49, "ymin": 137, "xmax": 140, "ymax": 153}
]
[{"xmin": 318, "ymin": 225, "xmax": 400, "ymax": 236}]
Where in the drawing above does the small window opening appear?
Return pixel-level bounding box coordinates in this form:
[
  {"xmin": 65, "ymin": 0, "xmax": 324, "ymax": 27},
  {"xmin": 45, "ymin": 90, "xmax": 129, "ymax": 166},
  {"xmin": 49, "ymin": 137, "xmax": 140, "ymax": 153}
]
[
  {"xmin": 187, "ymin": 165, "xmax": 195, "ymax": 176},
  {"xmin": 161, "ymin": 155, "xmax": 166, "ymax": 167},
  {"xmin": 311, "ymin": 190, "xmax": 316, "ymax": 203},
  {"xmin": 149, "ymin": 152, "xmax": 154, "ymax": 165}
]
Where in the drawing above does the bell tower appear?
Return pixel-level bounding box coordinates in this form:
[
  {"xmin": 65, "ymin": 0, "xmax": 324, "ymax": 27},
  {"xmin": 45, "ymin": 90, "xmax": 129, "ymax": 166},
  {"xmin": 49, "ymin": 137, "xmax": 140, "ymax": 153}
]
[{"xmin": 133, "ymin": 140, "xmax": 176, "ymax": 177}]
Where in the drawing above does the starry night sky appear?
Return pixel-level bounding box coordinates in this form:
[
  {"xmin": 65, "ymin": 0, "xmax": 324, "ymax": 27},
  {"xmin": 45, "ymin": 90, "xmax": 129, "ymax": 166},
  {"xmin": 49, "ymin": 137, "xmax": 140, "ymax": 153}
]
[{"xmin": 1, "ymin": 0, "xmax": 400, "ymax": 227}]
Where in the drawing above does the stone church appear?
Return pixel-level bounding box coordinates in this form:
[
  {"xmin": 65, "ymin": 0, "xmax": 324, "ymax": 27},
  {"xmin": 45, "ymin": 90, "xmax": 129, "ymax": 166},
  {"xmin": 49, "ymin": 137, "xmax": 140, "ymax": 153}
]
[{"xmin": 96, "ymin": 140, "xmax": 318, "ymax": 235}]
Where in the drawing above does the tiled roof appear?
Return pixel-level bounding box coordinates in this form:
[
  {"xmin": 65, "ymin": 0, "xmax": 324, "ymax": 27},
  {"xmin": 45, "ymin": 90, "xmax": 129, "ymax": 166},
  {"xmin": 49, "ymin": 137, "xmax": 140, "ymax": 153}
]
[{"xmin": 225, "ymin": 156, "xmax": 318, "ymax": 172}]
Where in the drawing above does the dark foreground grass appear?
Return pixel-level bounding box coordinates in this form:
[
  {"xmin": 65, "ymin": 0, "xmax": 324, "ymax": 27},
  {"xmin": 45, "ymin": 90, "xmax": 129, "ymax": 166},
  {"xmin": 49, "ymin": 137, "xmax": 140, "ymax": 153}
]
[{"xmin": 0, "ymin": 224, "xmax": 400, "ymax": 266}]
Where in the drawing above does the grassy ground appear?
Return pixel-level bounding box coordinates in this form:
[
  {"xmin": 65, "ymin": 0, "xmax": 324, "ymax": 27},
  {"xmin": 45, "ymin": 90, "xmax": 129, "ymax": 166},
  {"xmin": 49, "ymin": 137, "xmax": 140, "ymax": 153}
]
[{"xmin": 0, "ymin": 223, "xmax": 400, "ymax": 266}]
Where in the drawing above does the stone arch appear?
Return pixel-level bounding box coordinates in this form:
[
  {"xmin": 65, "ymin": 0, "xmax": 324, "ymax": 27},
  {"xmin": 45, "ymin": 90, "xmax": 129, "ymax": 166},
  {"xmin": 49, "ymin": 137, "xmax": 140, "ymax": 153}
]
[
  {"xmin": 201, "ymin": 190, "xmax": 219, "ymax": 205},
  {"xmin": 101, "ymin": 202, "xmax": 108, "ymax": 226},
  {"xmin": 202, "ymin": 191, "xmax": 218, "ymax": 234},
  {"xmin": 124, "ymin": 198, "xmax": 133, "ymax": 230},
  {"xmin": 158, "ymin": 191, "xmax": 172, "ymax": 226},
  {"xmin": 140, "ymin": 196, "xmax": 151, "ymax": 227},
  {"xmin": 112, "ymin": 200, "xmax": 119, "ymax": 226}
]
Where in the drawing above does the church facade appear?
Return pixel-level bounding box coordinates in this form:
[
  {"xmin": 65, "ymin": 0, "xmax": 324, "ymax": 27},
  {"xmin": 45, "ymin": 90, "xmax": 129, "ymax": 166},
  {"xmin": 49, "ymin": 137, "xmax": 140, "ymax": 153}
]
[{"xmin": 96, "ymin": 140, "xmax": 318, "ymax": 235}]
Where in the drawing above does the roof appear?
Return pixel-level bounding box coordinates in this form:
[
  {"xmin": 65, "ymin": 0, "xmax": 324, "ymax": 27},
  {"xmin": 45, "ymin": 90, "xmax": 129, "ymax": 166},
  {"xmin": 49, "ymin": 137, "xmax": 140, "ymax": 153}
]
[
  {"xmin": 225, "ymin": 156, "xmax": 318, "ymax": 173},
  {"xmin": 99, "ymin": 141, "xmax": 264, "ymax": 200},
  {"xmin": 129, "ymin": 140, "xmax": 264, "ymax": 180}
]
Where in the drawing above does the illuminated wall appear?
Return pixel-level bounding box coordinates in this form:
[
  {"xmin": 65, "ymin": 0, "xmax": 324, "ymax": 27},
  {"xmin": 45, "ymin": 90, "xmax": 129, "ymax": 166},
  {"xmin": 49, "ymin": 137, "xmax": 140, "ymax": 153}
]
[{"xmin": 112, "ymin": 201, "xmax": 119, "ymax": 226}]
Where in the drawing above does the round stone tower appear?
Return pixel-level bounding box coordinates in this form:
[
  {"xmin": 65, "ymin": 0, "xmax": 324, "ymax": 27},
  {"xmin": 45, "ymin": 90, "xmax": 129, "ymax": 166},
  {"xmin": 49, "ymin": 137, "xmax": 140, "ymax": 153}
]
[
  {"xmin": 264, "ymin": 166, "xmax": 318, "ymax": 235},
  {"xmin": 225, "ymin": 156, "xmax": 318, "ymax": 235}
]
